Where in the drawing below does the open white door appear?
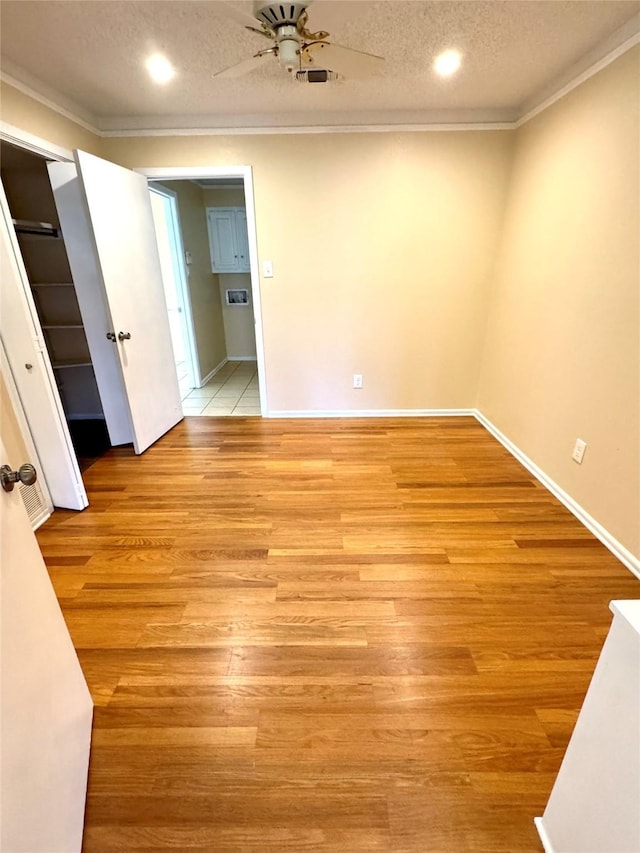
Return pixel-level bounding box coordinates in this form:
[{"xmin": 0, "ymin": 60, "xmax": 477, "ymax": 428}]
[
  {"xmin": 53, "ymin": 151, "xmax": 182, "ymax": 454},
  {"xmin": 47, "ymin": 162, "xmax": 133, "ymax": 448},
  {"xmin": 0, "ymin": 185, "xmax": 88, "ymax": 510},
  {"xmin": 0, "ymin": 437, "xmax": 93, "ymax": 852}
]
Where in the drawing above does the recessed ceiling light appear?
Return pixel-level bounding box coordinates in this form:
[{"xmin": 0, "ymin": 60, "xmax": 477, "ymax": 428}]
[
  {"xmin": 434, "ymin": 49, "xmax": 462, "ymax": 78},
  {"xmin": 146, "ymin": 54, "xmax": 175, "ymax": 84}
]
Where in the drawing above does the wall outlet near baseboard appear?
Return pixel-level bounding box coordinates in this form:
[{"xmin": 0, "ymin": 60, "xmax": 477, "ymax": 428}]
[
  {"xmin": 572, "ymin": 438, "xmax": 587, "ymax": 464},
  {"xmin": 353, "ymin": 374, "xmax": 363, "ymax": 389}
]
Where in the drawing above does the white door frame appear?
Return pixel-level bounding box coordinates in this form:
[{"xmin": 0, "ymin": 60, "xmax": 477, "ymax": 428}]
[
  {"xmin": 0, "ymin": 135, "xmax": 89, "ymax": 510},
  {"xmin": 138, "ymin": 166, "xmax": 268, "ymax": 418},
  {"xmin": 148, "ymin": 184, "xmax": 200, "ymax": 388},
  {"xmin": 0, "ymin": 121, "xmax": 74, "ymax": 162}
]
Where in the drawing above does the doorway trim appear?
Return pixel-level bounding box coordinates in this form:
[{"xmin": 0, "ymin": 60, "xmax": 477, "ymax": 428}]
[
  {"xmin": 137, "ymin": 166, "xmax": 268, "ymax": 418},
  {"xmin": 148, "ymin": 184, "xmax": 200, "ymax": 390}
]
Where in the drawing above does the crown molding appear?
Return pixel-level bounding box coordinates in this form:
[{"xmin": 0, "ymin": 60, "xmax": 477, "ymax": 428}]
[
  {"xmin": 516, "ymin": 14, "xmax": 640, "ymax": 127},
  {"xmin": 101, "ymin": 121, "xmax": 515, "ymax": 137},
  {"xmin": 0, "ymin": 70, "xmax": 100, "ymax": 135},
  {"xmin": 1, "ymin": 19, "xmax": 638, "ymax": 139}
]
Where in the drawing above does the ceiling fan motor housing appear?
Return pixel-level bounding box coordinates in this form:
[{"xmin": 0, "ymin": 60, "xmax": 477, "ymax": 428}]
[{"xmin": 254, "ymin": 3, "xmax": 308, "ymax": 28}]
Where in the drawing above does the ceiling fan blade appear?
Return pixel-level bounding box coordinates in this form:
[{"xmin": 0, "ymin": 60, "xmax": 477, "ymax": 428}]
[
  {"xmin": 213, "ymin": 50, "xmax": 274, "ymax": 79},
  {"xmin": 302, "ymin": 41, "xmax": 384, "ymax": 80},
  {"xmin": 217, "ymin": 2, "xmax": 266, "ymax": 30}
]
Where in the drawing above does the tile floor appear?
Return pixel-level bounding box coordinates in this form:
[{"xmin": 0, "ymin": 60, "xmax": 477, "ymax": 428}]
[{"xmin": 181, "ymin": 360, "xmax": 260, "ymax": 417}]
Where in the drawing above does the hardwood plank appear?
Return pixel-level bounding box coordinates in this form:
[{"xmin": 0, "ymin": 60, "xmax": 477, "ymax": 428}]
[{"xmin": 35, "ymin": 416, "xmax": 639, "ymax": 852}]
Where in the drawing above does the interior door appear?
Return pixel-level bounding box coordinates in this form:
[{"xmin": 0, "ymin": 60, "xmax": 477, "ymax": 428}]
[
  {"xmin": 0, "ymin": 184, "xmax": 88, "ymax": 510},
  {"xmin": 53, "ymin": 151, "xmax": 182, "ymax": 454},
  {"xmin": 47, "ymin": 162, "xmax": 133, "ymax": 448},
  {"xmin": 0, "ymin": 436, "xmax": 93, "ymax": 852}
]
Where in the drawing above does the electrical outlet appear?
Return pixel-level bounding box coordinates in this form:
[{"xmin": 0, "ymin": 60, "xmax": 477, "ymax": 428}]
[
  {"xmin": 353, "ymin": 374, "xmax": 363, "ymax": 389},
  {"xmin": 572, "ymin": 439, "xmax": 587, "ymax": 464}
]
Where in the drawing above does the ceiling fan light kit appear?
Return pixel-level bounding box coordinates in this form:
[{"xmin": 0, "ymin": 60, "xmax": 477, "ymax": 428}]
[
  {"xmin": 214, "ymin": 1, "xmax": 384, "ymax": 81},
  {"xmin": 275, "ymin": 24, "xmax": 300, "ymax": 72}
]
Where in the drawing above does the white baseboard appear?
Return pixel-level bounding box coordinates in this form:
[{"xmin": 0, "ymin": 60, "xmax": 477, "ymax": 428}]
[
  {"xmin": 267, "ymin": 408, "xmax": 475, "ymax": 419},
  {"xmin": 534, "ymin": 818, "xmax": 555, "ymax": 853},
  {"xmin": 474, "ymin": 410, "xmax": 640, "ymax": 579},
  {"xmin": 198, "ymin": 358, "xmax": 228, "ymax": 387},
  {"xmin": 32, "ymin": 509, "xmax": 52, "ymax": 531},
  {"xmin": 228, "ymin": 356, "xmax": 258, "ymax": 362}
]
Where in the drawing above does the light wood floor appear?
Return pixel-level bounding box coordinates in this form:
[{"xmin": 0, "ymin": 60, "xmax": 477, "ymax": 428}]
[{"xmin": 38, "ymin": 417, "xmax": 639, "ymax": 852}]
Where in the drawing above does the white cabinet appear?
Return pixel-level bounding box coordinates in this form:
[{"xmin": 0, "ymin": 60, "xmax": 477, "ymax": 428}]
[{"xmin": 206, "ymin": 207, "xmax": 250, "ymax": 273}]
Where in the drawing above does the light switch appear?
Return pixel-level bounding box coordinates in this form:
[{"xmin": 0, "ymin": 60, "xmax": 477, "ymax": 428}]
[
  {"xmin": 263, "ymin": 260, "xmax": 273, "ymax": 278},
  {"xmin": 185, "ymin": 251, "xmax": 193, "ymax": 265}
]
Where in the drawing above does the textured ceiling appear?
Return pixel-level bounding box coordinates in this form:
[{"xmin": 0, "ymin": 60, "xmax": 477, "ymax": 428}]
[{"xmin": 1, "ymin": 0, "xmax": 638, "ymax": 131}]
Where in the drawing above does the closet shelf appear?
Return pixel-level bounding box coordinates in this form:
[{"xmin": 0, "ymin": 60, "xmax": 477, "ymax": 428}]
[
  {"xmin": 31, "ymin": 282, "xmax": 74, "ymax": 288},
  {"xmin": 52, "ymin": 360, "xmax": 92, "ymax": 369}
]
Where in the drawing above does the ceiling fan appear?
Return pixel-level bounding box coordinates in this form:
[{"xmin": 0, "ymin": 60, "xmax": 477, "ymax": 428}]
[{"xmin": 214, "ymin": 2, "xmax": 384, "ymax": 82}]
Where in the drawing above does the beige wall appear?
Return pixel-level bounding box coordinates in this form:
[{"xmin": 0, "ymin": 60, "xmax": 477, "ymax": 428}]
[
  {"xmin": 0, "ymin": 81, "xmax": 102, "ymax": 155},
  {"xmin": 203, "ymin": 187, "xmax": 246, "ymax": 208},
  {"xmin": 477, "ymin": 47, "xmax": 640, "ymax": 557},
  {"xmin": 103, "ymin": 130, "xmax": 514, "ymax": 411},
  {"xmin": 219, "ymin": 273, "xmax": 257, "ymax": 359},
  {"xmin": 157, "ymin": 181, "xmax": 227, "ymax": 380}
]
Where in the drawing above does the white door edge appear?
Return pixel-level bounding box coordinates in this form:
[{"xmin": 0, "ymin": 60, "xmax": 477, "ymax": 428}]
[
  {"xmin": 148, "ymin": 185, "xmax": 201, "ymax": 388},
  {"xmin": 0, "ymin": 338, "xmax": 54, "ymax": 523}
]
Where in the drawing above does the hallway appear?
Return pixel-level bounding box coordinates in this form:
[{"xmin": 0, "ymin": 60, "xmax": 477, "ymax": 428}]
[{"xmin": 181, "ymin": 360, "xmax": 260, "ymax": 417}]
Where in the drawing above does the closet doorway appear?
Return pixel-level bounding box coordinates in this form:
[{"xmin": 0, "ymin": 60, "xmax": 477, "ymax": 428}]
[
  {"xmin": 1, "ymin": 142, "xmax": 111, "ymax": 473},
  {"xmin": 1, "ymin": 136, "xmax": 183, "ymax": 512}
]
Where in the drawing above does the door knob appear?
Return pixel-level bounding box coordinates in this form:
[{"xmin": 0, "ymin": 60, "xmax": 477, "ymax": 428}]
[
  {"xmin": 106, "ymin": 331, "xmax": 116, "ymax": 341},
  {"xmin": 1, "ymin": 463, "xmax": 37, "ymax": 493},
  {"xmin": 118, "ymin": 331, "xmax": 131, "ymax": 341}
]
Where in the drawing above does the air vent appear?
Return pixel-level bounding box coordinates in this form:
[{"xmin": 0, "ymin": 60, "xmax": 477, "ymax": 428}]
[
  {"xmin": 256, "ymin": 3, "xmax": 307, "ymax": 27},
  {"xmin": 295, "ymin": 69, "xmax": 339, "ymax": 83},
  {"xmin": 19, "ymin": 479, "xmax": 48, "ymax": 528}
]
